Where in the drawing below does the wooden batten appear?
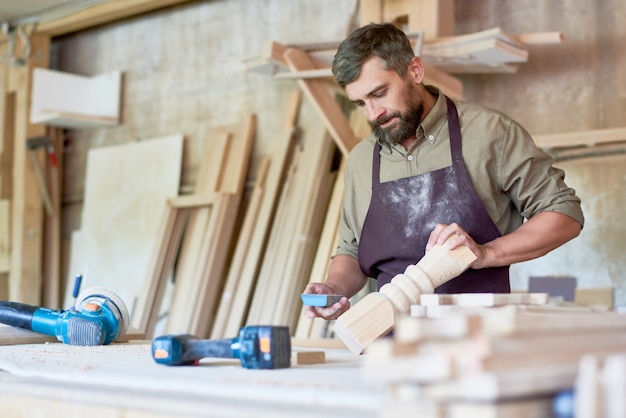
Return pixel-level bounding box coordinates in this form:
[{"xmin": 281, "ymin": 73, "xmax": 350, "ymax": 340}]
[
  {"xmin": 245, "ymin": 105, "xmax": 338, "ymax": 330},
  {"xmin": 532, "ymin": 127, "xmax": 626, "ymax": 149},
  {"xmin": 8, "ymin": 34, "xmax": 50, "ymax": 305},
  {"xmin": 283, "ymin": 47, "xmax": 359, "ymax": 156},
  {"xmin": 164, "ymin": 115, "xmax": 256, "ymax": 338},
  {"xmin": 210, "ymin": 91, "xmax": 302, "ymax": 339},
  {"xmin": 35, "ymin": 0, "xmax": 193, "ymax": 37},
  {"xmin": 419, "ymin": 292, "xmax": 549, "ymax": 307}
]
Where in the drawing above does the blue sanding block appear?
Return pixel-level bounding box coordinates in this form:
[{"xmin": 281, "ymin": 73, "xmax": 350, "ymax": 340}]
[{"xmin": 300, "ymin": 294, "xmax": 344, "ymax": 307}]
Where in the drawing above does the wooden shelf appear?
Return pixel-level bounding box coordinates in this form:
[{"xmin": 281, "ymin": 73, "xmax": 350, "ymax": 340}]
[{"xmin": 30, "ymin": 68, "xmax": 122, "ymax": 129}]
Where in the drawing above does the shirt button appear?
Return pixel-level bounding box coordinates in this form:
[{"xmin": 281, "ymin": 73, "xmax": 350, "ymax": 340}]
[
  {"xmin": 428, "ymin": 135, "xmax": 434, "ymax": 140},
  {"xmin": 407, "ymin": 155, "xmax": 414, "ymax": 161}
]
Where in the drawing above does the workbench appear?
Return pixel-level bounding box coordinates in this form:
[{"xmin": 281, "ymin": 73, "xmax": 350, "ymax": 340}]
[{"xmin": 0, "ymin": 341, "xmax": 383, "ymax": 418}]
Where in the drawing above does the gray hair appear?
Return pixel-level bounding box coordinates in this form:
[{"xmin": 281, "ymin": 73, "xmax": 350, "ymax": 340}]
[{"xmin": 332, "ymin": 23, "xmax": 415, "ymax": 89}]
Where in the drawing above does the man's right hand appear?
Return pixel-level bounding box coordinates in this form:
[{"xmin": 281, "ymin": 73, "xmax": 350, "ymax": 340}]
[{"xmin": 302, "ymin": 282, "xmax": 350, "ymax": 320}]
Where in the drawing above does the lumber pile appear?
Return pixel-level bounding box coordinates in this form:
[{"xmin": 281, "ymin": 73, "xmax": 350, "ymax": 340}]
[
  {"xmin": 575, "ymin": 352, "xmax": 626, "ymax": 418},
  {"xmin": 244, "ymin": 26, "xmax": 562, "ymax": 85},
  {"xmin": 362, "ymin": 293, "xmax": 626, "ymax": 417},
  {"xmin": 126, "ymin": 90, "xmax": 351, "ymax": 340},
  {"xmin": 244, "ymin": 105, "xmax": 338, "ymax": 331},
  {"xmin": 284, "ymin": 27, "xmax": 539, "ymax": 75}
]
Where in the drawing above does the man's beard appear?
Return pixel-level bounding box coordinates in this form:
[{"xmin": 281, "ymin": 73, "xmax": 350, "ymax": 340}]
[{"xmin": 369, "ymin": 95, "xmax": 424, "ymax": 146}]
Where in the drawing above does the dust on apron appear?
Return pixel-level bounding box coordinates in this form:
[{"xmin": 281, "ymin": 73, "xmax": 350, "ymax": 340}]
[{"xmin": 358, "ymin": 96, "xmax": 510, "ymax": 293}]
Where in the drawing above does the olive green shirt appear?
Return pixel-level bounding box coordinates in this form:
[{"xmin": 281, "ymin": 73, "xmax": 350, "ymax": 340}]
[{"xmin": 336, "ymin": 87, "xmax": 585, "ymax": 260}]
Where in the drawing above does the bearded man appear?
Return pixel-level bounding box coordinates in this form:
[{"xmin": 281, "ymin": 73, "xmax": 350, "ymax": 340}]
[{"xmin": 303, "ymin": 23, "xmax": 584, "ymax": 320}]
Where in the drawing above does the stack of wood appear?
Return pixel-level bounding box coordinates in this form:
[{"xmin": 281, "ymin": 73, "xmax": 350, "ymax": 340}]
[
  {"xmin": 114, "ymin": 89, "xmax": 356, "ymax": 340},
  {"xmin": 244, "ymin": 27, "xmax": 563, "ymax": 102},
  {"xmin": 362, "ymin": 293, "xmax": 626, "ymax": 418},
  {"xmin": 290, "ymin": 27, "xmax": 538, "ymax": 75}
]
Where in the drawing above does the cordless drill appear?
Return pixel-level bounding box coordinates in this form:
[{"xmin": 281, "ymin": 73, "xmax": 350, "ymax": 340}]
[
  {"xmin": 0, "ymin": 286, "xmax": 129, "ymax": 346},
  {"xmin": 152, "ymin": 325, "xmax": 291, "ymax": 369}
]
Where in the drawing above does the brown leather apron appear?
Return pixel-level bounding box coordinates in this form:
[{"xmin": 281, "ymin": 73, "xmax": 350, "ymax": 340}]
[{"xmin": 358, "ymin": 96, "xmax": 510, "ymax": 293}]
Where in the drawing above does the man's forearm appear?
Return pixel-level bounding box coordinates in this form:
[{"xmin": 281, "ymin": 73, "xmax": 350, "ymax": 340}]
[
  {"xmin": 480, "ymin": 211, "xmax": 582, "ymax": 268},
  {"xmin": 324, "ymin": 254, "xmax": 369, "ymax": 298}
]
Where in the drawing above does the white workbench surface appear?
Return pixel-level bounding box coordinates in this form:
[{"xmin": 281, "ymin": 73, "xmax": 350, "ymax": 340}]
[{"xmin": 0, "ymin": 341, "xmax": 385, "ymax": 418}]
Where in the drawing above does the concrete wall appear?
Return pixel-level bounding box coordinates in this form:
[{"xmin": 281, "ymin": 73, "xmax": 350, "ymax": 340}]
[
  {"xmin": 55, "ymin": 0, "xmax": 626, "ymax": 305},
  {"xmin": 454, "ymin": 0, "xmax": 626, "ymax": 304}
]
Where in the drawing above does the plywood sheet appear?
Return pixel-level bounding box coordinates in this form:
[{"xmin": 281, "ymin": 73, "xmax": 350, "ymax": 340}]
[{"xmin": 64, "ymin": 135, "xmax": 183, "ymax": 321}]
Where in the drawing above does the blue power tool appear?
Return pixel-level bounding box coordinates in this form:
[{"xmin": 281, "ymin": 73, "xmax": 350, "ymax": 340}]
[
  {"xmin": 152, "ymin": 325, "xmax": 291, "ymax": 369},
  {"xmin": 0, "ymin": 286, "xmax": 129, "ymax": 346}
]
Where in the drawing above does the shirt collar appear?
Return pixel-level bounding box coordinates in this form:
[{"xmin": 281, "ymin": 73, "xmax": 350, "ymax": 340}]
[
  {"xmin": 418, "ymin": 85, "xmax": 448, "ymax": 145},
  {"xmin": 376, "ymin": 85, "xmax": 449, "ymax": 155}
]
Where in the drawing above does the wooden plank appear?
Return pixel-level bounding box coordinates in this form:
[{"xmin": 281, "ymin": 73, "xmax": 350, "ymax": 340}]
[
  {"xmin": 245, "ymin": 99, "xmax": 337, "ymax": 330},
  {"xmin": 359, "ymin": 0, "xmax": 454, "ymax": 38},
  {"xmin": 457, "ymin": 305, "xmax": 626, "ymax": 337},
  {"xmin": 513, "ymin": 31, "xmax": 564, "ymax": 45},
  {"xmin": 291, "ymin": 350, "xmax": 326, "ymax": 365},
  {"xmin": 574, "ymin": 353, "xmax": 626, "ymax": 418},
  {"xmin": 419, "ymin": 293, "xmax": 549, "ymax": 307},
  {"xmin": 293, "ymin": 159, "xmax": 345, "ymax": 339},
  {"xmin": 270, "ymin": 133, "xmax": 336, "ymax": 327},
  {"xmin": 210, "ymin": 158, "xmax": 269, "ymax": 338},
  {"xmin": 575, "ymin": 287, "xmax": 614, "ymax": 310},
  {"xmin": 273, "ymin": 63, "xmax": 463, "ymax": 100},
  {"xmin": 290, "ymin": 337, "xmax": 347, "ymax": 350},
  {"xmin": 213, "ymin": 92, "xmax": 301, "ymax": 339},
  {"xmin": 166, "ymin": 116, "xmax": 255, "ymax": 337},
  {"xmin": 401, "ymin": 0, "xmax": 455, "ymax": 38},
  {"xmin": 167, "ymin": 133, "xmax": 230, "ymax": 330},
  {"xmin": 0, "ymin": 67, "xmax": 14, "ymax": 283},
  {"xmin": 245, "ymin": 146, "xmax": 303, "ymax": 326},
  {"xmin": 293, "ymin": 110, "xmax": 370, "ymax": 339},
  {"xmin": 0, "ymin": 84, "xmax": 14, "ymax": 199},
  {"xmin": 600, "ymin": 354, "xmax": 626, "ymax": 418},
  {"xmin": 575, "ymin": 354, "xmax": 603, "ymax": 418},
  {"xmin": 42, "ymin": 127, "xmax": 63, "ymax": 309},
  {"xmin": 64, "ymin": 135, "xmax": 183, "ymax": 323},
  {"xmin": 393, "ymin": 314, "xmax": 482, "ymax": 342},
  {"xmin": 9, "ymin": 34, "xmax": 50, "ymax": 305},
  {"xmin": 35, "ymin": 0, "xmax": 193, "ymax": 37},
  {"xmin": 446, "ymin": 397, "xmax": 554, "ymax": 418},
  {"xmin": 532, "ymin": 127, "xmax": 626, "ymax": 149},
  {"xmin": 0, "ymin": 200, "xmax": 9, "ymax": 273},
  {"xmin": 421, "ymin": 362, "xmax": 578, "ymax": 401},
  {"xmin": 421, "ymin": 62, "xmax": 463, "ymax": 98},
  {"xmin": 168, "ymin": 193, "xmax": 218, "ymax": 209},
  {"xmin": 180, "ymin": 193, "xmax": 241, "ymax": 336},
  {"xmin": 130, "ymin": 200, "xmax": 189, "ymax": 336},
  {"xmin": 283, "ymin": 46, "xmax": 359, "ymax": 156},
  {"xmin": 359, "ymin": 0, "xmax": 383, "ymax": 25}
]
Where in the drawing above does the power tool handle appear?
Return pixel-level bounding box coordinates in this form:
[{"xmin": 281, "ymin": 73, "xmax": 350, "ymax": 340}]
[
  {"xmin": 184, "ymin": 338, "xmax": 235, "ymax": 362},
  {"xmin": 0, "ymin": 301, "xmax": 38, "ymax": 330}
]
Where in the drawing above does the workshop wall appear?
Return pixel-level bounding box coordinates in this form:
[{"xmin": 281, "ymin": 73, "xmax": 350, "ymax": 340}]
[
  {"xmin": 54, "ymin": 1, "xmax": 626, "ymax": 305},
  {"xmin": 454, "ymin": 0, "xmax": 626, "ymax": 304}
]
